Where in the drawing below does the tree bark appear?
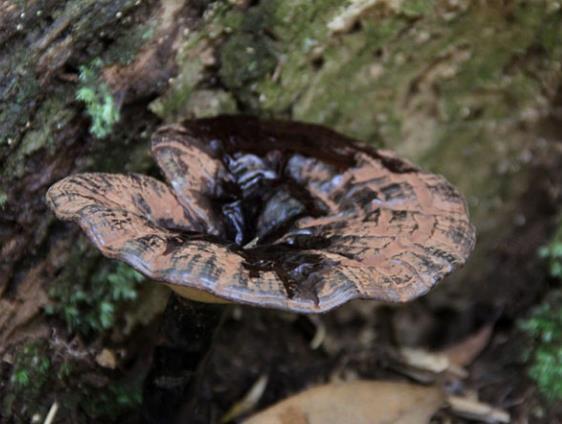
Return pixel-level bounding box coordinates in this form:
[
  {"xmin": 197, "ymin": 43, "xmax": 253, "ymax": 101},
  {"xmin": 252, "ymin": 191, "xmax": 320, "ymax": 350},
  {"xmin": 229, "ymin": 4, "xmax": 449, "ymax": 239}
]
[
  {"xmin": 1, "ymin": 0, "xmax": 561, "ymax": 422},
  {"xmin": 142, "ymin": 295, "xmax": 225, "ymax": 424}
]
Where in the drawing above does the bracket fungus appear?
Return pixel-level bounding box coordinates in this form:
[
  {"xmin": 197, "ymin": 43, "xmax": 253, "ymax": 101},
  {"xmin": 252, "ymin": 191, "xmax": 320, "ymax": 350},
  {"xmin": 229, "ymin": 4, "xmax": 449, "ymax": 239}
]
[{"xmin": 46, "ymin": 115, "xmax": 475, "ymax": 314}]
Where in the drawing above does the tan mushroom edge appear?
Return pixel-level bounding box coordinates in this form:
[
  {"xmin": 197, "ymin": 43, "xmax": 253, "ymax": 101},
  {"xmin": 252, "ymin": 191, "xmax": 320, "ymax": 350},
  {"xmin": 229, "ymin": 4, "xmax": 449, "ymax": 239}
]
[
  {"xmin": 166, "ymin": 284, "xmax": 230, "ymax": 304},
  {"xmin": 44, "ymin": 178, "xmax": 229, "ymax": 305}
]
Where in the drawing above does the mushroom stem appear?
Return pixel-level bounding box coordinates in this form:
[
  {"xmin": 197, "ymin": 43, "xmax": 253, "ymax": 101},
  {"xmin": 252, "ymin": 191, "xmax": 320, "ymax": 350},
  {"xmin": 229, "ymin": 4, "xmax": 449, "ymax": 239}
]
[{"xmin": 142, "ymin": 293, "xmax": 226, "ymax": 423}]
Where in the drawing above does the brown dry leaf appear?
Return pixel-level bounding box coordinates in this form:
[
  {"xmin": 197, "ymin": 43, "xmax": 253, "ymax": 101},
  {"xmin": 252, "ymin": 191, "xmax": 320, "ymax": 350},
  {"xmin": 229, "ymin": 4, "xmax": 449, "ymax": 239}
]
[
  {"xmin": 244, "ymin": 380, "xmax": 444, "ymax": 424},
  {"xmin": 95, "ymin": 349, "xmax": 117, "ymax": 369},
  {"xmin": 394, "ymin": 347, "xmax": 467, "ymax": 382},
  {"xmin": 440, "ymin": 325, "xmax": 493, "ymax": 367},
  {"xmin": 399, "ymin": 347, "xmax": 450, "ymax": 374},
  {"xmin": 447, "ymin": 395, "xmax": 510, "ymax": 423},
  {"xmin": 222, "ymin": 375, "xmax": 269, "ymax": 423}
]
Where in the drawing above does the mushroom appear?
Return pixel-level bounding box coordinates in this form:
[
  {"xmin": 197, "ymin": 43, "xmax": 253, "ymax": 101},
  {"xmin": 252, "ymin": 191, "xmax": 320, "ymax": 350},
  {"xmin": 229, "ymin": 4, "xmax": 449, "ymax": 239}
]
[
  {"xmin": 47, "ymin": 116, "xmax": 475, "ymax": 312},
  {"xmin": 46, "ymin": 115, "xmax": 475, "ymax": 420}
]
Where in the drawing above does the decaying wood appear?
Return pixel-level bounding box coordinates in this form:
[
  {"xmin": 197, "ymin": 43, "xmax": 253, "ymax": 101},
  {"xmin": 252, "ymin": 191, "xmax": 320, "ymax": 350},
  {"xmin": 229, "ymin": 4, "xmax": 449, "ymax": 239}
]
[{"xmin": 0, "ymin": 0, "xmax": 193, "ymax": 350}]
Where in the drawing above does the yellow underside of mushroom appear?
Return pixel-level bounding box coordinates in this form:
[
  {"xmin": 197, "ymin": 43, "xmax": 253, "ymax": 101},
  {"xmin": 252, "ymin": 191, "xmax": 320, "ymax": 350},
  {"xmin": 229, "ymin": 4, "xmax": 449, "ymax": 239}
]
[{"xmin": 167, "ymin": 284, "xmax": 230, "ymax": 304}]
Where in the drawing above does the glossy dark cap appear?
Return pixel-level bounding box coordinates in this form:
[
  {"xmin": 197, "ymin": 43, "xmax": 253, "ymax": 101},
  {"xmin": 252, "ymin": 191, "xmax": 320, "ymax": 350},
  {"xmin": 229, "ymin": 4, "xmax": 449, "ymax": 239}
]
[{"xmin": 46, "ymin": 116, "xmax": 476, "ymax": 313}]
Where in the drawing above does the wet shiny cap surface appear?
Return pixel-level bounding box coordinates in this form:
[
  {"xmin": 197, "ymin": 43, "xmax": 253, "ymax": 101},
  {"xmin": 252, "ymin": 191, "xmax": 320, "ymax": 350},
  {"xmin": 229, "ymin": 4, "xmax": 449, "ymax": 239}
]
[{"xmin": 46, "ymin": 116, "xmax": 476, "ymax": 313}]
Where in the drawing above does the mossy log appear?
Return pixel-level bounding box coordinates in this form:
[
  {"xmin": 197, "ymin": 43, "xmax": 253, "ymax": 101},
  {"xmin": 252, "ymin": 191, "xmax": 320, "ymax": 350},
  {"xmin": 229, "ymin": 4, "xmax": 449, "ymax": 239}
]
[{"xmin": 1, "ymin": 0, "xmax": 562, "ymax": 421}]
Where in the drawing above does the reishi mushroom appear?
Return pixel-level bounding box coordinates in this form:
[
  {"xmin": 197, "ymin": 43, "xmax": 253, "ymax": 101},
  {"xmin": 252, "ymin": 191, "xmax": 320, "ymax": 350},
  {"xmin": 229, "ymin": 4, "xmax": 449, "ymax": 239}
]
[
  {"xmin": 45, "ymin": 115, "xmax": 475, "ymax": 420},
  {"xmin": 46, "ymin": 116, "xmax": 475, "ymax": 313}
]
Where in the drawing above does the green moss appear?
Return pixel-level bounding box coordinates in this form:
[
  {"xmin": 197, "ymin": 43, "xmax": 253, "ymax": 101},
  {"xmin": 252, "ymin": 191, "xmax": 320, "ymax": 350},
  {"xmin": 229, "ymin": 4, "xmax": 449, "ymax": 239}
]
[
  {"xmin": 538, "ymin": 219, "xmax": 562, "ymax": 279},
  {"xmin": 2, "ymin": 342, "xmax": 52, "ymax": 419},
  {"xmin": 219, "ymin": 32, "xmax": 276, "ymax": 86},
  {"xmin": 0, "ymin": 0, "xmax": 139, "ymax": 151},
  {"xmin": 9, "ymin": 343, "xmax": 51, "ymax": 393},
  {"xmin": 81, "ymin": 380, "xmax": 143, "ymax": 419},
  {"xmin": 3, "ymin": 340, "xmax": 144, "ymax": 422},
  {"xmin": 218, "ymin": 32, "xmax": 277, "ymax": 109},
  {"xmin": 399, "ymin": 0, "xmax": 433, "ymax": 17},
  {"xmin": 149, "ymin": 2, "xmax": 235, "ymax": 120},
  {"xmin": 1, "ymin": 93, "xmax": 75, "ymax": 183},
  {"xmin": 76, "ymin": 59, "xmax": 120, "ymax": 139},
  {"xmin": 46, "ymin": 242, "xmax": 144, "ymax": 336},
  {"xmin": 0, "ymin": 49, "xmax": 41, "ymax": 147},
  {"xmin": 105, "ymin": 21, "xmax": 157, "ymax": 65},
  {"xmin": 0, "ymin": 191, "xmax": 7, "ymax": 209},
  {"xmin": 518, "ymin": 218, "xmax": 562, "ymax": 402},
  {"xmin": 182, "ymin": 89, "xmax": 238, "ymax": 118},
  {"xmin": 149, "ymin": 50, "xmax": 207, "ymax": 119},
  {"xmin": 520, "ymin": 290, "xmax": 562, "ymax": 402}
]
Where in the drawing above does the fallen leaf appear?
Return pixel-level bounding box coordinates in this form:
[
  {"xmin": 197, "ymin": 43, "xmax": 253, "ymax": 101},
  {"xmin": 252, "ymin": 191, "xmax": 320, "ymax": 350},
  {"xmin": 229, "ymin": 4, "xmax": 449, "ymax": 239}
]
[
  {"xmin": 447, "ymin": 395, "xmax": 510, "ymax": 423},
  {"xmin": 222, "ymin": 375, "xmax": 269, "ymax": 423},
  {"xmin": 244, "ymin": 380, "xmax": 444, "ymax": 424},
  {"xmin": 400, "ymin": 347, "xmax": 450, "ymax": 374},
  {"xmin": 394, "ymin": 347, "xmax": 467, "ymax": 382},
  {"xmin": 95, "ymin": 348, "xmax": 117, "ymax": 369},
  {"xmin": 308, "ymin": 316, "xmax": 326, "ymax": 350},
  {"xmin": 440, "ymin": 325, "xmax": 493, "ymax": 367}
]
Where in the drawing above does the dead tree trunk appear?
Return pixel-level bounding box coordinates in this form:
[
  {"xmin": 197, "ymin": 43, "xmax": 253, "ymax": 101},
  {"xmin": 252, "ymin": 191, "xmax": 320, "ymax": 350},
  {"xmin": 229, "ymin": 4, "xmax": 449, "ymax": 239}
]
[{"xmin": 1, "ymin": 1, "xmax": 561, "ymax": 422}]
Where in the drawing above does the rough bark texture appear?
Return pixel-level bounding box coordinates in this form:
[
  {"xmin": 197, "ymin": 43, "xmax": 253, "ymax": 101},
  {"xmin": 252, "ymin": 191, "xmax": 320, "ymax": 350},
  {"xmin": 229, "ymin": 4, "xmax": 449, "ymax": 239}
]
[{"xmin": 1, "ymin": 0, "xmax": 561, "ymax": 422}]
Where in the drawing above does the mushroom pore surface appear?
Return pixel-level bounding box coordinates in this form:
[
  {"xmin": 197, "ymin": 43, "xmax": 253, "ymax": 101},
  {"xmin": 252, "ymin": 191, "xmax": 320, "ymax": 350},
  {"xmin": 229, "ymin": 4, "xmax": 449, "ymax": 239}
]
[{"xmin": 46, "ymin": 116, "xmax": 475, "ymax": 313}]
